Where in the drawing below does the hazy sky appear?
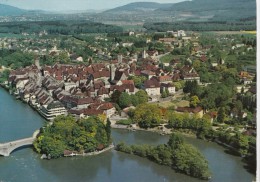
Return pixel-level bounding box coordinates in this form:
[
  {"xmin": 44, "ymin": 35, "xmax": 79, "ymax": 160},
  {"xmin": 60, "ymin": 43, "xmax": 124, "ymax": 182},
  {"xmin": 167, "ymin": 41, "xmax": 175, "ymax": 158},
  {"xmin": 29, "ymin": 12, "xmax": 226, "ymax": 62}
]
[{"xmin": 0, "ymin": 0, "xmax": 185, "ymax": 11}]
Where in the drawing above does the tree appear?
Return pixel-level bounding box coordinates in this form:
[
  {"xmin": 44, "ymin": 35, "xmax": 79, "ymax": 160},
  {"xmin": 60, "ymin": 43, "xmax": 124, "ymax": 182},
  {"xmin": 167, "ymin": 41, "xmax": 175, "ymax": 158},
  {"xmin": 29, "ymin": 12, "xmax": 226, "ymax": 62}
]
[
  {"xmin": 115, "ymin": 131, "xmax": 211, "ymax": 180},
  {"xmin": 167, "ymin": 112, "xmax": 186, "ymax": 128},
  {"xmin": 183, "ymin": 81, "xmax": 199, "ymax": 95},
  {"xmin": 234, "ymin": 133, "xmax": 249, "ymax": 157},
  {"xmin": 118, "ymin": 92, "xmax": 131, "ymax": 108},
  {"xmin": 0, "ymin": 69, "xmax": 10, "ymax": 83},
  {"xmin": 133, "ymin": 104, "xmax": 162, "ymax": 128},
  {"xmin": 200, "ymin": 97, "xmax": 215, "ymax": 111},
  {"xmin": 174, "ymin": 81, "xmax": 185, "ymax": 91},
  {"xmin": 190, "ymin": 95, "xmax": 200, "ymax": 108},
  {"xmin": 217, "ymin": 107, "xmax": 226, "ymax": 123},
  {"xmin": 135, "ymin": 90, "xmax": 148, "ymax": 104},
  {"xmin": 234, "ymin": 100, "xmax": 243, "ymax": 115},
  {"xmin": 131, "ymin": 95, "xmax": 139, "ymax": 107},
  {"xmin": 129, "ymin": 76, "xmax": 147, "ymax": 88},
  {"xmin": 106, "ymin": 118, "xmax": 111, "ymax": 142},
  {"xmin": 111, "ymin": 90, "xmax": 121, "ymax": 104},
  {"xmin": 161, "ymin": 90, "xmax": 167, "ymax": 98},
  {"xmin": 173, "ymin": 143, "xmax": 211, "ymax": 179},
  {"xmin": 34, "ymin": 116, "xmax": 111, "ymax": 158},
  {"xmin": 167, "ymin": 133, "xmax": 184, "ymax": 150}
]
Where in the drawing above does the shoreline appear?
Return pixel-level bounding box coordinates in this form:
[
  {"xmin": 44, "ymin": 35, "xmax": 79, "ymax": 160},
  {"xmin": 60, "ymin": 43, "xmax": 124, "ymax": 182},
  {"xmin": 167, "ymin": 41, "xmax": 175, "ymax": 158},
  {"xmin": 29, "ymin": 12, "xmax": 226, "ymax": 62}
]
[
  {"xmin": 0, "ymin": 87, "xmax": 249, "ymax": 161},
  {"xmin": 81, "ymin": 144, "xmax": 115, "ymax": 156},
  {"xmin": 110, "ymin": 123, "xmax": 197, "ymax": 138},
  {"xmin": 42, "ymin": 144, "xmax": 115, "ymax": 159}
]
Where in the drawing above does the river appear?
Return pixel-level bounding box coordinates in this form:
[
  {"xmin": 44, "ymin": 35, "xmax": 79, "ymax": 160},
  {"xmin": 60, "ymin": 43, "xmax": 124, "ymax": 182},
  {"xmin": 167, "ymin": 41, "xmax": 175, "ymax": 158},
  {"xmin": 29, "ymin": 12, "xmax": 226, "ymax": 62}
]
[{"xmin": 0, "ymin": 88, "xmax": 255, "ymax": 182}]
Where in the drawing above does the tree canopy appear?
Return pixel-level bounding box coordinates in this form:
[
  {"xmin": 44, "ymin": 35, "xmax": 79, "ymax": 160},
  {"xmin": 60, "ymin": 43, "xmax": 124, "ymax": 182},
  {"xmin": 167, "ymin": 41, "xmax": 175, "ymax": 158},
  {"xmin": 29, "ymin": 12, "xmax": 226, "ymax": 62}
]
[
  {"xmin": 133, "ymin": 103, "xmax": 163, "ymax": 128},
  {"xmin": 116, "ymin": 133, "xmax": 211, "ymax": 180},
  {"xmin": 33, "ymin": 115, "xmax": 111, "ymax": 158}
]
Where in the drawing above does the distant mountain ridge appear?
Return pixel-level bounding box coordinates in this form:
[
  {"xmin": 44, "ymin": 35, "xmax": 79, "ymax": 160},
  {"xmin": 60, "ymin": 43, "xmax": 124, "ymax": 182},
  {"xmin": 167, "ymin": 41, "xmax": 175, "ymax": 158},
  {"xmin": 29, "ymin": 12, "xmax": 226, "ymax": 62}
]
[
  {"xmin": 158, "ymin": 0, "xmax": 256, "ymax": 21},
  {"xmin": 0, "ymin": 4, "xmax": 26, "ymax": 16},
  {"xmin": 0, "ymin": 0, "xmax": 256, "ymax": 22},
  {"xmin": 102, "ymin": 0, "xmax": 256, "ymax": 21},
  {"xmin": 104, "ymin": 2, "xmax": 174, "ymax": 13}
]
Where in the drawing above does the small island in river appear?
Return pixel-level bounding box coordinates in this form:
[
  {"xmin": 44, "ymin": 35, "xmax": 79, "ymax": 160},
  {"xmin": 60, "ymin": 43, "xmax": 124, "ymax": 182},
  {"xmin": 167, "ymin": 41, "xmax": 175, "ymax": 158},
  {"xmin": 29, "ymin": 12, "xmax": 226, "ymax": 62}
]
[
  {"xmin": 33, "ymin": 115, "xmax": 112, "ymax": 159},
  {"xmin": 116, "ymin": 133, "xmax": 211, "ymax": 180}
]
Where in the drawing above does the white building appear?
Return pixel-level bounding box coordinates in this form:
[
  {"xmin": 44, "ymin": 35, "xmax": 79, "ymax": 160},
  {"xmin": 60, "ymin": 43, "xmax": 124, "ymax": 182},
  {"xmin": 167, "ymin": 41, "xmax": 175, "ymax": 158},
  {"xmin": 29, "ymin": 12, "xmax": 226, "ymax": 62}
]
[{"xmin": 40, "ymin": 101, "xmax": 67, "ymax": 120}]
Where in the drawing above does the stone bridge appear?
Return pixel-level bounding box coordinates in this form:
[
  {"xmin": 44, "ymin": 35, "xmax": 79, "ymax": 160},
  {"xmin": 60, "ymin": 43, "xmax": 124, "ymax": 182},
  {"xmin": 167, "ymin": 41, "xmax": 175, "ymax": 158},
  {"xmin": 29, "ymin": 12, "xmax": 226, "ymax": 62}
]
[{"xmin": 0, "ymin": 130, "xmax": 39, "ymax": 156}]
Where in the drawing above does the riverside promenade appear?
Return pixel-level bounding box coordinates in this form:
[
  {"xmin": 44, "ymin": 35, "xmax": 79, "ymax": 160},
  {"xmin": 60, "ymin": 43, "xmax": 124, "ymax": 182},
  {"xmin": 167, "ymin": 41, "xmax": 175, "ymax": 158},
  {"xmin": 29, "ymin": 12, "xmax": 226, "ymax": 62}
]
[{"xmin": 0, "ymin": 130, "xmax": 39, "ymax": 156}]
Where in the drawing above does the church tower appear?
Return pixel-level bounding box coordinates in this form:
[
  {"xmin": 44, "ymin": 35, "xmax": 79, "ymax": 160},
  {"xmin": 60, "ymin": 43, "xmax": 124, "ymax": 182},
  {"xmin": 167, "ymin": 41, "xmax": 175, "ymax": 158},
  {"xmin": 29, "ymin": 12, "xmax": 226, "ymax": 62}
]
[{"xmin": 110, "ymin": 64, "xmax": 115, "ymax": 81}]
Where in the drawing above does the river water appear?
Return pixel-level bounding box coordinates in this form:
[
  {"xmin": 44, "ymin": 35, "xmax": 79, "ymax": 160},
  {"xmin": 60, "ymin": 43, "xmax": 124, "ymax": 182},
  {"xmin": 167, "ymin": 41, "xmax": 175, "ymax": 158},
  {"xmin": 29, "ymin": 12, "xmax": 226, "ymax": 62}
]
[{"xmin": 0, "ymin": 88, "xmax": 255, "ymax": 182}]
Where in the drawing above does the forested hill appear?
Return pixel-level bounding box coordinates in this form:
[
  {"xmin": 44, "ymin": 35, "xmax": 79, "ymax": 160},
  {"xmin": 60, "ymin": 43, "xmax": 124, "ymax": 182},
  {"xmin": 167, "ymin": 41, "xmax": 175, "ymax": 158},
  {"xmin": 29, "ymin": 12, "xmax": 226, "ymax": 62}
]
[
  {"xmin": 104, "ymin": 2, "xmax": 174, "ymax": 13},
  {"xmin": 0, "ymin": 21, "xmax": 123, "ymax": 34},
  {"xmin": 158, "ymin": 0, "xmax": 256, "ymax": 21},
  {"xmin": 0, "ymin": 4, "xmax": 26, "ymax": 16}
]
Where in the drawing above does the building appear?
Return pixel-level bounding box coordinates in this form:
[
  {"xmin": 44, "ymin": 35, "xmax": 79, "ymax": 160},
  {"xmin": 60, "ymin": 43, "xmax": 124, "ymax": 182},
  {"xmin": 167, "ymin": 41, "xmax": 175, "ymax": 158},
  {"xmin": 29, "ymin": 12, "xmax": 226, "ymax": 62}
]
[
  {"xmin": 161, "ymin": 83, "xmax": 175, "ymax": 95},
  {"xmin": 40, "ymin": 101, "xmax": 67, "ymax": 120},
  {"xmin": 175, "ymin": 106, "xmax": 203, "ymax": 118},
  {"xmin": 144, "ymin": 79, "xmax": 160, "ymax": 96}
]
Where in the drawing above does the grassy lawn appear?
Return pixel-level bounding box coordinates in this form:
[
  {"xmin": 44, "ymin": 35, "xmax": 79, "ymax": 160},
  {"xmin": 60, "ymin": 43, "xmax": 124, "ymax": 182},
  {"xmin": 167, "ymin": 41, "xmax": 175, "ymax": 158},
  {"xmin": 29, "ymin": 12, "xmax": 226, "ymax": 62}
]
[
  {"xmin": 158, "ymin": 101, "xmax": 175, "ymax": 108},
  {"xmin": 158, "ymin": 100, "xmax": 190, "ymax": 108},
  {"xmin": 160, "ymin": 54, "xmax": 186, "ymax": 63},
  {"xmin": 172, "ymin": 100, "xmax": 190, "ymax": 107}
]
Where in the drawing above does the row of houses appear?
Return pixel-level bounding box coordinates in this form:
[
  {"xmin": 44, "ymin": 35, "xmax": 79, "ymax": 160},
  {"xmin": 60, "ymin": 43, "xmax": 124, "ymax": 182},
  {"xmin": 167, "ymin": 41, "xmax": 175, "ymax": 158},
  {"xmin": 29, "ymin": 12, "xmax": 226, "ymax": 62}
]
[{"xmin": 8, "ymin": 44, "xmax": 202, "ymax": 120}]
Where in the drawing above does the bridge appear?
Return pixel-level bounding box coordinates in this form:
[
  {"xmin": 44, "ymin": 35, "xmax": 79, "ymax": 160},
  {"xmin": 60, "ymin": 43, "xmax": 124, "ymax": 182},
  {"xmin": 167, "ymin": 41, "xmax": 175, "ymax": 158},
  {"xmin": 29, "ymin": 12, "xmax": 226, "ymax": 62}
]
[{"xmin": 0, "ymin": 130, "xmax": 39, "ymax": 156}]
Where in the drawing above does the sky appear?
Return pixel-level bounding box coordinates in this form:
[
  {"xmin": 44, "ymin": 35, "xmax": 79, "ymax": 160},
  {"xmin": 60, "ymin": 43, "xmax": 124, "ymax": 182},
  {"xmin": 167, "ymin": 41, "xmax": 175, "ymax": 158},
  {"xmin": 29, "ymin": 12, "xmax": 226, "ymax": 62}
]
[{"xmin": 0, "ymin": 0, "xmax": 185, "ymax": 11}]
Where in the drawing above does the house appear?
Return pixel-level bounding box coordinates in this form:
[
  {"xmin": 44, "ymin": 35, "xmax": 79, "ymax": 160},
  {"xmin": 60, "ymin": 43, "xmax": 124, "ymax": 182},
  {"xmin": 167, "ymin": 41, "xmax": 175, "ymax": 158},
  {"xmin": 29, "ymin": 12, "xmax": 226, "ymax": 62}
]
[
  {"xmin": 61, "ymin": 96, "xmax": 94, "ymax": 109},
  {"xmin": 110, "ymin": 83, "xmax": 135, "ymax": 95},
  {"xmin": 146, "ymin": 50, "xmax": 159, "ymax": 57},
  {"xmin": 205, "ymin": 111, "xmax": 217, "ymax": 123},
  {"xmin": 158, "ymin": 75, "xmax": 172, "ymax": 83},
  {"xmin": 122, "ymin": 42, "xmax": 134, "ymax": 47},
  {"xmin": 97, "ymin": 102, "xmax": 116, "ymax": 118},
  {"xmin": 69, "ymin": 108, "xmax": 103, "ymax": 119},
  {"xmin": 111, "ymin": 67, "xmax": 129, "ymax": 84},
  {"xmin": 236, "ymin": 85, "xmax": 249, "ymax": 93},
  {"xmin": 180, "ymin": 65, "xmax": 200, "ymax": 83},
  {"xmin": 161, "ymin": 83, "xmax": 175, "ymax": 94},
  {"xmin": 141, "ymin": 70, "xmax": 156, "ymax": 79},
  {"xmin": 175, "ymin": 106, "xmax": 203, "ymax": 118},
  {"xmin": 97, "ymin": 86, "xmax": 110, "ymax": 100},
  {"xmin": 177, "ymin": 30, "xmax": 186, "ymax": 37},
  {"xmin": 64, "ymin": 82, "xmax": 77, "ymax": 91},
  {"xmin": 144, "ymin": 79, "xmax": 160, "ymax": 96},
  {"xmin": 243, "ymin": 78, "xmax": 253, "ymax": 85},
  {"xmin": 15, "ymin": 78, "xmax": 29, "ymax": 89}
]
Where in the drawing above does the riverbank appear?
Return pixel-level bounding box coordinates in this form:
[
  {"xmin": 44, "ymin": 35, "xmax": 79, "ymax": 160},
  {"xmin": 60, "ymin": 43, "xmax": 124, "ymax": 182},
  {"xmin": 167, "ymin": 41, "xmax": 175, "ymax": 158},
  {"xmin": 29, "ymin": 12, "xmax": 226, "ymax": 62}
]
[
  {"xmin": 111, "ymin": 123, "xmax": 172, "ymax": 135},
  {"xmin": 82, "ymin": 144, "xmax": 115, "ymax": 156},
  {"xmin": 0, "ymin": 87, "xmax": 255, "ymax": 182},
  {"xmin": 110, "ymin": 120, "xmax": 197, "ymax": 138}
]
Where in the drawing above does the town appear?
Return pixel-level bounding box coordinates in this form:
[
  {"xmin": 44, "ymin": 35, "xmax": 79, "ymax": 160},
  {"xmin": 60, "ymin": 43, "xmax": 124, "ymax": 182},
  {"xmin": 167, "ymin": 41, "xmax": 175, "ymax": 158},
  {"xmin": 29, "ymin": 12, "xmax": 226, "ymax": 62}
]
[{"xmin": 0, "ymin": 28, "xmax": 257, "ymax": 176}]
